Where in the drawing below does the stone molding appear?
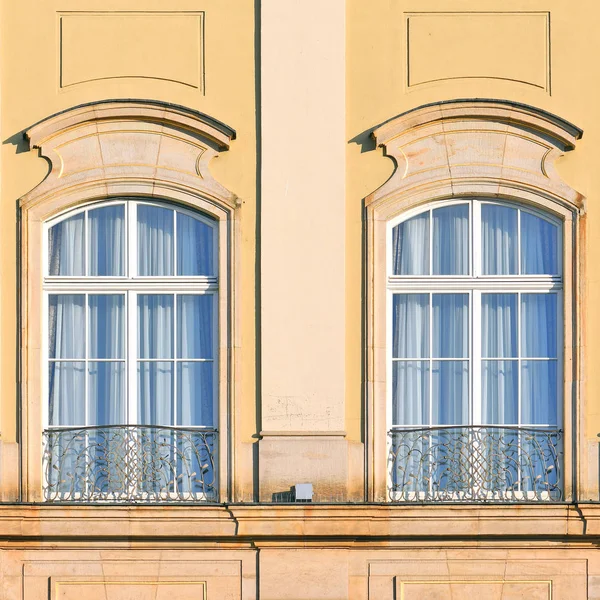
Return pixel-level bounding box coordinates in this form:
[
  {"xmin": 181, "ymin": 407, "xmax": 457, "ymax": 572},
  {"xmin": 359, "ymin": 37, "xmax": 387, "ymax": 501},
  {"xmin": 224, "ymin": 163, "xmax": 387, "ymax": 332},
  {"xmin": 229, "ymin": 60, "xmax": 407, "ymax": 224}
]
[
  {"xmin": 0, "ymin": 504, "xmax": 598, "ymax": 540},
  {"xmin": 19, "ymin": 100, "xmax": 240, "ymax": 502},
  {"xmin": 365, "ymin": 99, "xmax": 585, "ymax": 502}
]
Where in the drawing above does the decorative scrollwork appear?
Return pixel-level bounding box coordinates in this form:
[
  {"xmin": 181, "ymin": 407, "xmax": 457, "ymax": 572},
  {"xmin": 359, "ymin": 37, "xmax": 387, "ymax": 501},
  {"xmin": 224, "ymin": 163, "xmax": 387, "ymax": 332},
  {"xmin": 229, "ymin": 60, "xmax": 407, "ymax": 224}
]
[
  {"xmin": 43, "ymin": 425, "xmax": 218, "ymax": 502},
  {"xmin": 389, "ymin": 426, "xmax": 562, "ymax": 502}
]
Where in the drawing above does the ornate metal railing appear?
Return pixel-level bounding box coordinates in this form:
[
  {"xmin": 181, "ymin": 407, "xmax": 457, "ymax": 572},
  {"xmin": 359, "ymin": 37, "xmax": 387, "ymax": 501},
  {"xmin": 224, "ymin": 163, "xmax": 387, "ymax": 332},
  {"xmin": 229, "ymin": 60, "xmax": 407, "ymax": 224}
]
[
  {"xmin": 43, "ymin": 425, "xmax": 218, "ymax": 502},
  {"xmin": 389, "ymin": 426, "xmax": 563, "ymax": 502}
]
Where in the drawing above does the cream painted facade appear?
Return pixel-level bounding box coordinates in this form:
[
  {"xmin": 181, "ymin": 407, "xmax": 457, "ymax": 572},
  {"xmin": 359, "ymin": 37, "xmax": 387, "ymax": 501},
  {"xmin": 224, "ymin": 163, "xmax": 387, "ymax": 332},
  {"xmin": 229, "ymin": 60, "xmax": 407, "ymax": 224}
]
[{"xmin": 0, "ymin": 0, "xmax": 600, "ymax": 598}]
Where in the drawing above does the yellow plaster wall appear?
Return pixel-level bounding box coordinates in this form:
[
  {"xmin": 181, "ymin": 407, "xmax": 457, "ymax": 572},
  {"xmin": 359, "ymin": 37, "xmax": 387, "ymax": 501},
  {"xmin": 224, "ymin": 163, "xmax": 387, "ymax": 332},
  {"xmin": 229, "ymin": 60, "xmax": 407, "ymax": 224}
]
[
  {"xmin": 346, "ymin": 0, "xmax": 600, "ymax": 444},
  {"xmin": 0, "ymin": 0, "xmax": 257, "ymax": 445}
]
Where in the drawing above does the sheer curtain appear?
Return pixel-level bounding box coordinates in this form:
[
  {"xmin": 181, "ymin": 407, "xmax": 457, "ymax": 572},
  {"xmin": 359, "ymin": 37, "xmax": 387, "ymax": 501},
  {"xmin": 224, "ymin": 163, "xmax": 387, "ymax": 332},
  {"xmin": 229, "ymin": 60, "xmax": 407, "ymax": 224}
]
[
  {"xmin": 138, "ymin": 205, "xmax": 174, "ymax": 276},
  {"xmin": 48, "ymin": 294, "xmax": 85, "ymax": 426},
  {"xmin": 432, "ymin": 205, "xmax": 469, "ymax": 275},
  {"xmin": 88, "ymin": 295, "xmax": 125, "ymax": 425},
  {"xmin": 521, "ymin": 212, "xmax": 558, "ymax": 274},
  {"xmin": 137, "ymin": 294, "xmax": 174, "ymax": 425},
  {"xmin": 392, "ymin": 213, "xmax": 429, "ymax": 275},
  {"xmin": 521, "ymin": 293, "xmax": 557, "ymax": 425},
  {"xmin": 432, "ymin": 294, "xmax": 469, "ymax": 424},
  {"xmin": 481, "ymin": 294, "xmax": 517, "ymax": 424},
  {"xmin": 482, "ymin": 205, "xmax": 517, "ymax": 275},
  {"xmin": 48, "ymin": 214, "xmax": 85, "ymax": 276},
  {"xmin": 88, "ymin": 206, "xmax": 125, "ymax": 276},
  {"xmin": 177, "ymin": 213, "xmax": 214, "ymax": 276},
  {"xmin": 392, "ymin": 294, "xmax": 429, "ymax": 425},
  {"xmin": 177, "ymin": 294, "xmax": 214, "ymax": 426}
]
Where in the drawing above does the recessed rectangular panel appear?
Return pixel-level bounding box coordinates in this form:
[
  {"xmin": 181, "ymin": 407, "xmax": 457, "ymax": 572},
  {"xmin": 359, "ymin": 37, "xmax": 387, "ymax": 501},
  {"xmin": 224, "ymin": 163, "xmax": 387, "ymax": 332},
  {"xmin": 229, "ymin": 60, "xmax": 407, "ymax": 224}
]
[
  {"xmin": 55, "ymin": 581, "xmax": 206, "ymax": 600},
  {"xmin": 406, "ymin": 12, "xmax": 550, "ymax": 92},
  {"xmin": 398, "ymin": 580, "xmax": 551, "ymax": 600},
  {"xmin": 60, "ymin": 12, "xmax": 204, "ymax": 90}
]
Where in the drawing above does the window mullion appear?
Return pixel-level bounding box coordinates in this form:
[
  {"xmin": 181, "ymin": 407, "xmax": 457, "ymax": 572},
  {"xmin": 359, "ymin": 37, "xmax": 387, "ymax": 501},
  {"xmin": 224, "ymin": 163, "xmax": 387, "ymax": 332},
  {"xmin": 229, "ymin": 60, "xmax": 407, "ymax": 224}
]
[
  {"xmin": 128, "ymin": 291, "xmax": 137, "ymax": 426},
  {"xmin": 472, "ymin": 290, "xmax": 481, "ymax": 426}
]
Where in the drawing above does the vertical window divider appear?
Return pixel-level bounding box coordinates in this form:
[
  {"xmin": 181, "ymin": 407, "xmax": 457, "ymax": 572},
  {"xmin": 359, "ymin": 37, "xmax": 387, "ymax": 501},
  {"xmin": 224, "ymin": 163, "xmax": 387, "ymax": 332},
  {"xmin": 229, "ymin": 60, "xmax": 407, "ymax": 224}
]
[{"xmin": 472, "ymin": 290, "xmax": 482, "ymax": 426}]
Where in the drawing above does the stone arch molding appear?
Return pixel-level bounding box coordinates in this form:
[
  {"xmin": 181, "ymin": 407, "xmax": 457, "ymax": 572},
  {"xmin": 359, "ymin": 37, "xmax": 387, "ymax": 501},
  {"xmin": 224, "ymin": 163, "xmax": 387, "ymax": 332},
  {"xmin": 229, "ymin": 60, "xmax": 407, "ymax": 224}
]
[
  {"xmin": 364, "ymin": 99, "xmax": 585, "ymax": 502},
  {"xmin": 367, "ymin": 99, "xmax": 584, "ymax": 219},
  {"xmin": 19, "ymin": 100, "xmax": 239, "ymax": 501},
  {"xmin": 21, "ymin": 99, "xmax": 238, "ymax": 215}
]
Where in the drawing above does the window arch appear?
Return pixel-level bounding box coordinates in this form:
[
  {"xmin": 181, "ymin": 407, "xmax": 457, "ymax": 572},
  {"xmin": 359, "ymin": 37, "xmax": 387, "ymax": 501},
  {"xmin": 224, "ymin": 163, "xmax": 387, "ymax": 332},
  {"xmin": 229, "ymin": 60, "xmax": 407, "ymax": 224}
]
[
  {"xmin": 365, "ymin": 100, "xmax": 583, "ymax": 503},
  {"xmin": 19, "ymin": 101, "xmax": 238, "ymax": 502}
]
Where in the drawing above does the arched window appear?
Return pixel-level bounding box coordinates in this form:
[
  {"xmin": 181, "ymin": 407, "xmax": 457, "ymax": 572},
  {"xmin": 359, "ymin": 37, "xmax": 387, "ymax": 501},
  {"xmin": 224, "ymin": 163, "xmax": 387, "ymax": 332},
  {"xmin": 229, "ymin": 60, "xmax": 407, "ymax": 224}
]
[
  {"xmin": 365, "ymin": 100, "xmax": 583, "ymax": 503},
  {"xmin": 44, "ymin": 199, "xmax": 219, "ymax": 500},
  {"xmin": 19, "ymin": 101, "xmax": 238, "ymax": 503},
  {"xmin": 388, "ymin": 199, "xmax": 562, "ymax": 500}
]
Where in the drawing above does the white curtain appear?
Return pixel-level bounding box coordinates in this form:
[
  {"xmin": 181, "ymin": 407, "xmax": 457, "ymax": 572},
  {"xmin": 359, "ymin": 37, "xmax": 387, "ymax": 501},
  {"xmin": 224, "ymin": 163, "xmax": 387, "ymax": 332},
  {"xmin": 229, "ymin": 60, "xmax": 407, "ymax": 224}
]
[
  {"xmin": 177, "ymin": 295, "xmax": 214, "ymax": 426},
  {"xmin": 482, "ymin": 204, "xmax": 517, "ymax": 275},
  {"xmin": 48, "ymin": 294, "xmax": 85, "ymax": 426},
  {"xmin": 177, "ymin": 213, "xmax": 214, "ymax": 276},
  {"xmin": 521, "ymin": 293, "xmax": 557, "ymax": 425},
  {"xmin": 432, "ymin": 294, "xmax": 469, "ymax": 425},
  {"xmin": 392, "ymin": 294, "xmax": 429, "ymax": 425},
  {"xmin": 432, "ymin": 205, "xmax": 469, "ymax": 275},
  {"xmin": 88, "ymin": 205, "xmax": 125, "ymax": 276},
  {"xmin": 88, "ymin": 295, "xmax": 125, "ymax": 425},
  {"xmin": 521, "ymin": 212, "xmax": 558, "ymax": 274},
  {"xmin": 392, "ymin": 213, "xmax": 429, "ymax": 275},
  {"xmin": 481, "ymin": 294, "xmax": 518, "ymax": 424},
  {"xmin": 48, "ymin": 214, "xmax": 85, "ymax": 276},
  {"xmin": 137, "ymin": 294, "xmax": 174, "ymax": 425},
  {"xmin": 137, "ymin": 205, "xmax": 174, "ymax": 276}
]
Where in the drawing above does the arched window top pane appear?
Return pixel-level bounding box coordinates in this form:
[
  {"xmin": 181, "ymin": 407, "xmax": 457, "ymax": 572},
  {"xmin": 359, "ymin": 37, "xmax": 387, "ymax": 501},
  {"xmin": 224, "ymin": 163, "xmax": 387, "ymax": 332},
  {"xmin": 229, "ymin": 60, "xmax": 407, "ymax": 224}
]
[
  {"xmin": 390, "ymin": 199, "xmax": 560, "ymax": 277},
  {"xmin": 521, "ymin": 211, "xmax": 558, "ymax": 275},
  {"xmin": 481, "ymin": 204, "xmax": 518, "ymax": 275},
  {"xmin": 391, "ymin": 213, "xmax": 429, "ymax": 275},
  {"xmin": 48, "ymin": 213, "xmax": 85, "ymax": 276},
  {"xmin": 47, "ymin": 200, "xmax": 217, "ymax": 277}
]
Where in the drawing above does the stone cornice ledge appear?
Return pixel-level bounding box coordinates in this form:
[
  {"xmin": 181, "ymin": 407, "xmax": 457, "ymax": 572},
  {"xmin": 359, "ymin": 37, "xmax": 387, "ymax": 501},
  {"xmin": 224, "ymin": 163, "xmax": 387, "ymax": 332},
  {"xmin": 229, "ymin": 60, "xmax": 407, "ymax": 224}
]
[{"xmin": 0, "ymin": 504, "xmax": 597, "ymax": 540}]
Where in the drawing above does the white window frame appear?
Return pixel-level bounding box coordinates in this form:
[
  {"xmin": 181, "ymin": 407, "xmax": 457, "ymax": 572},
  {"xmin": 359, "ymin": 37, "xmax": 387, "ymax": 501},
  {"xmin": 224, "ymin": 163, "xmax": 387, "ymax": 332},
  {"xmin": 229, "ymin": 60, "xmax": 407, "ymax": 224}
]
[
  {"xmin": 42, "ymin": 198, "xmax": 220, "ymax": 499},
  {"xmin": 385, "ymin": 198, "xmax": 564, "ymax": 500}
]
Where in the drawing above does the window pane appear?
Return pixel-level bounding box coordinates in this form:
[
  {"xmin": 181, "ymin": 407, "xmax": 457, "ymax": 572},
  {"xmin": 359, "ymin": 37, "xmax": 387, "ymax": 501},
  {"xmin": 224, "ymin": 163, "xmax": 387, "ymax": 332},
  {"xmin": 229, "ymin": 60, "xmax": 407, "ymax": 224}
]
[
  {"xmin": 521, "ymin": 294, "xmax": 557, "ymax": 358},
  {"xmin": 432, "ymin": 294, "xmax": 469, "ymax": 358},
  {"xmin": 48, "ymin": 295, "xmax": 85, "ymax": 359},
  {"xmin": 89, "ymin": 295, "xmax": 124, "ymax": 359},
  {"xmin": 177, "ymin": 362, "xmax": 214, "ymax": 426},
  {"xmin": 138, "ymin": 362, "xmax": 174, "ymax": 426},
  {"xmin": 392, "ymin": 213, "xmax": 429, "ymax": 275},
  {"xmin": 177, "ymin": 295, "xmax": 214, "ymax": 359},
  {"xmin": 521, "ymin": 360, "xmax": 557, "ymax": 425},
  {"xmin": 48, "ymin": 362, "xmax": 85, "ymax": 426},
  {"xmin": 88, "ymin": 362, "xmax": 125, "ymax": 425},
  {"xmin": 88, "ymin": 205, "xmax": 125, "ymax": 276},
  {"xmin": 392, "ymin": 361, "xmax": 429, "ymax": 426},
  {"xmin": 138, "ymin": 295, "xmax": 174, "ymax": 359},
  {"xmin": 392, "ymin": 294, "xmax": 429, "ymax": 358},
  {"xmin": 482, "ymin": 293, "xmax": 517, "ymax": 358},
  {"xmin": 432, "ymin": 360, "xmax": 469, "ymax": 425},
  {"xmin": 48, "ymin": 213, "xmax": 85, "ymax": 276},
  {"xmin": 521, "ymin": 211, "xmax": 558, "ymax": 274},
  {"xmin": 137, "ymin": 204, "xmax": 174, "ymax": 276},
  {"xmin": 177, "ymin": 212, "xmax": 215, "ymax": 276},
  {"xmin": 482, "ymin": 360, "xmax": 518, "ymax": 424},
  {"xmin": 432, "ymin": 204, "xmax": 469, "ymax": 275},
  {"xmin": 481, "ymin": 204, "xmax": 517, "ymax": 275}
]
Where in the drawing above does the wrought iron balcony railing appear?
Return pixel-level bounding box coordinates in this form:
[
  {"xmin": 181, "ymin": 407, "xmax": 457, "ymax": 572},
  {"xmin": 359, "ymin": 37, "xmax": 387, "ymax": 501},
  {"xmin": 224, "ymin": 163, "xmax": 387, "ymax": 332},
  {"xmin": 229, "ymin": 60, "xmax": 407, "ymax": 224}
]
[
  {"xmin": 43, "ymin": 425, "xmax": 218, "ymax": 502},
  {"xmin": 389, "ymin": 426, "xmax": 563, "ymax": 502}
]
